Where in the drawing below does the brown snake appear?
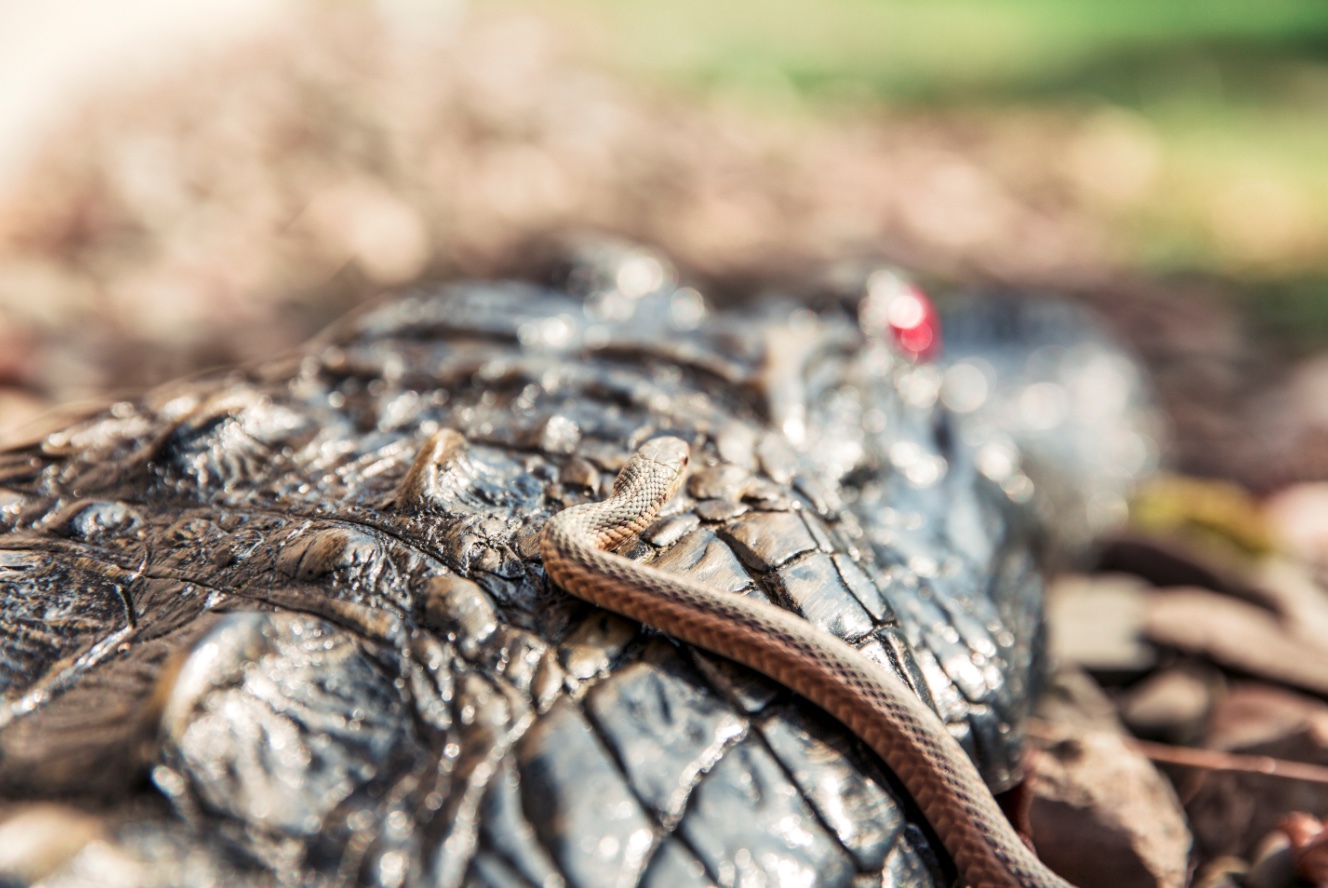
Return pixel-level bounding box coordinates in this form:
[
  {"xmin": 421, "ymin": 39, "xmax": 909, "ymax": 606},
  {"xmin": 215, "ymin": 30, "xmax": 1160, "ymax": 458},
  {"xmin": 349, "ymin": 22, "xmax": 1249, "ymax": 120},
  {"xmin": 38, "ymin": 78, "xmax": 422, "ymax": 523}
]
[{"xmin": 541, "ymin": 437, "xmax": 1074, "ymax": 888}]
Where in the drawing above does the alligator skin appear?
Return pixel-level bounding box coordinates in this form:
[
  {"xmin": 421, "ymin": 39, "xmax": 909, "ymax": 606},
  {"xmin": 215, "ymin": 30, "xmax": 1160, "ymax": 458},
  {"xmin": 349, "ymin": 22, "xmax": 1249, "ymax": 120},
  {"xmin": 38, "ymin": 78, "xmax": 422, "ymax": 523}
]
[{"xmin": 0, "ymin": 248, "xmax": 1057, "ymax": 887}]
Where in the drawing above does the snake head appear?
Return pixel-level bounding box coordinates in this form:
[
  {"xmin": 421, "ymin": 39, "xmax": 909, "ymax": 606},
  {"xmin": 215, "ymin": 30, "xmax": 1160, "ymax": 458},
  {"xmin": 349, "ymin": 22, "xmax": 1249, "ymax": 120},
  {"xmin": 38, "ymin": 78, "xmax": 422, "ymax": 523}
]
[
  {"xmin": 611, "ymin": 436, "xmax": 690, "ymax": 504},
  {"xmin": 636, "ymin": 436, "xmax": 690, "ymax": 478}
]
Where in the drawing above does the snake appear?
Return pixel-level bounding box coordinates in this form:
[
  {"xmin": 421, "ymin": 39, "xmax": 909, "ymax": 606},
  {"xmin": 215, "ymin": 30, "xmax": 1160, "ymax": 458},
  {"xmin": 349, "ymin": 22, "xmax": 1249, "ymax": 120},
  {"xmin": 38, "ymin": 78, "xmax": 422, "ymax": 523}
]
[{"xmin": 541, "ymin": 436, "xmax": 1075, "ymax": 888}]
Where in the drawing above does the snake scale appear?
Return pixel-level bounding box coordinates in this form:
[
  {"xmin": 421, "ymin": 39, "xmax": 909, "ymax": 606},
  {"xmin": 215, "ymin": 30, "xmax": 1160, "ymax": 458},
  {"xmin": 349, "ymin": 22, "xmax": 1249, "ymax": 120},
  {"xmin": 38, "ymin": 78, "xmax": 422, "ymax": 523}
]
[{"xmin": 542, "ymin": 436, "xmax": 1075, "ymax": 888}]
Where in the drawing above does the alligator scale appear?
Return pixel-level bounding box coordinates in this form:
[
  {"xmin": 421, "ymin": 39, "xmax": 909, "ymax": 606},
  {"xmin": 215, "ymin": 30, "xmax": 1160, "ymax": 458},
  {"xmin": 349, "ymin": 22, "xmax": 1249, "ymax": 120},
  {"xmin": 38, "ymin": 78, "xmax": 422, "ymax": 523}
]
[{"xmin": 0, "ymin": 247, "xmax": 1146, "ymax": 887}]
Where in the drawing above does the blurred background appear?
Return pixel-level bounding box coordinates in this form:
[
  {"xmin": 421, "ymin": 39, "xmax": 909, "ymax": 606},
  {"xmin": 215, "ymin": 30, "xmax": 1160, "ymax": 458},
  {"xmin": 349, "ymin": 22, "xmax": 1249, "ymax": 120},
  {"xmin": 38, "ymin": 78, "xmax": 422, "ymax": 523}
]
[
  {"xmin": 10, "ymin": 5, "xmax": 1328, "ymax": 876},
  {"xmin": 3, "ymin": 0, "xmax": 1328, "ymax": 493}
]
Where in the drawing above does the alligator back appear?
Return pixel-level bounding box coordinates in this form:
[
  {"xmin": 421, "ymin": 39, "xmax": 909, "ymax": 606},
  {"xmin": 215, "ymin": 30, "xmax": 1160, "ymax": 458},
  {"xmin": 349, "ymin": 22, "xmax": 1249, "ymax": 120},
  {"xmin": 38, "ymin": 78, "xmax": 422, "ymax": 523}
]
[{"xmin": 0, "ymin": 254, "xmax": 1051, "ymax": 888}]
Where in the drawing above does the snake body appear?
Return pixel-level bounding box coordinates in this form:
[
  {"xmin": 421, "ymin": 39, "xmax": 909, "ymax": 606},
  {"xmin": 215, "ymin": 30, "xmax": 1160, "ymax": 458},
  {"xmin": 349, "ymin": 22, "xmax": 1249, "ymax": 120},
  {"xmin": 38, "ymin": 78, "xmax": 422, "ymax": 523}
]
[{"xmin": 541, "ymin": 437, "xmax": 1074, "ymax": 888}]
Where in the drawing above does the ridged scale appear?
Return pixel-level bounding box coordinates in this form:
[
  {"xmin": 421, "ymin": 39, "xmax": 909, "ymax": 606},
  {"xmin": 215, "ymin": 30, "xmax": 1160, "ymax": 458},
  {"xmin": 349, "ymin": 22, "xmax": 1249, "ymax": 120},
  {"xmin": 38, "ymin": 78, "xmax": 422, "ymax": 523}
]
[{"xmin": 541, "ymin": 437, "xmax": 1074, "ymax": 888}]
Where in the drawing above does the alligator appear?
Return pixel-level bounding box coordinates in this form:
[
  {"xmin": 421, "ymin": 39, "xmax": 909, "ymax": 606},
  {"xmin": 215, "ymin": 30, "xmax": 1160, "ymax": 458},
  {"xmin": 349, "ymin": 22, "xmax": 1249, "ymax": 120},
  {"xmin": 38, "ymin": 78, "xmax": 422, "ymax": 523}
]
[{"xmin": 0, "ymin": 243, "xmax": 1152, "ymax": 887}]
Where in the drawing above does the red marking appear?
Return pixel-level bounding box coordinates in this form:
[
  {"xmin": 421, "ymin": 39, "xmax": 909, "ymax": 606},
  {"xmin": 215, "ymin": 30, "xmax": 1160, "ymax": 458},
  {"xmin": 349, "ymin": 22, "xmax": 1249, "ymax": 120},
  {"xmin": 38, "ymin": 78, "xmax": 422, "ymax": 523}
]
[{"xmin": 886, "ymin": 285, "xmax": 941, "ymax": 361}]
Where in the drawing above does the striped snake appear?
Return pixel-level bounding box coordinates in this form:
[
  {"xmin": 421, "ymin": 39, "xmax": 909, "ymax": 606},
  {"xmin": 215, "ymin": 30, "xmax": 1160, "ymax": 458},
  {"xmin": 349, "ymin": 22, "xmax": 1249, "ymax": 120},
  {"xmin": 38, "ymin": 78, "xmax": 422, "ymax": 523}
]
[{"xmin": 540, "ymin": 436, "xmax": 1073, "ymax": 888}]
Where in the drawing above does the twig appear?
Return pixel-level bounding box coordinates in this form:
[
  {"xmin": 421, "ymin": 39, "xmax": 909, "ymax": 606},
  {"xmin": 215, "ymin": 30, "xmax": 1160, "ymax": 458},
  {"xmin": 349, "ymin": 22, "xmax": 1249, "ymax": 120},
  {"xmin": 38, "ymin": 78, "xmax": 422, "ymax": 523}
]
[{"xmin": 1027, "ymin": 718, "xmax": 1328, "ymax": 786}]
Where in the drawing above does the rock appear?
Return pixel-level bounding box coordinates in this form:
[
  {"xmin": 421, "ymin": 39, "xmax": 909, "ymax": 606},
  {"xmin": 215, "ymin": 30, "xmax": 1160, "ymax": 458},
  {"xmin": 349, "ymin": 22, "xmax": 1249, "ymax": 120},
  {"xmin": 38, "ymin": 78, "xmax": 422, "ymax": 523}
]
[
  {"xmin": 1028, "ymin": 723, "xmax": 1191, "ymax": 888},
  {"xmin": 1191, "ymin": 858, "xmax": 1247, "ymax": 888},
  {"xmin": 1266, "ymin": 482, "xmax": 1328, "ymax": 569},
  {"xmin": 1046, "ymin": 573, "xmax": 1155, "ymax": 675},
  {"xmin": 1186, "ymin": 684, "xmax": 1328, "ymax": 859},
  {"xmin": 1248, "ymin": 556, "xmax": 1328, "ymax": 642},
  {"xmin": 1278, "ymin": 811, "xmax": 1328, "ymax": 887},
  {"xmin": 1207, "ymin": 684, "xmax": 1328, "ymax": 757},
  {"xmin": 1243, "ymin": 830, "xmax": 1294, "ymax": 888},
  {"xmin": 1120, "ymin": 663, "xmax": 1220, "ymax": 744},
  {"xmin": 1033, "ymin": 666, "xmax": 1126, "ymax": 735}
]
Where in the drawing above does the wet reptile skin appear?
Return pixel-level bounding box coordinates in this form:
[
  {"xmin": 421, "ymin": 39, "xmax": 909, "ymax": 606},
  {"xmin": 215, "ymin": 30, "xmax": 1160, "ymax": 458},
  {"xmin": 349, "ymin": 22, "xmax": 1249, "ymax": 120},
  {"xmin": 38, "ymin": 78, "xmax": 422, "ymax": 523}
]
[
  {"xmin": 0, "ymin": 243, "xmax": 1160, "ymax": 886},
  {"xmin": 543, "ymin": 437, "xmax": 1073, "ymax": 888}
]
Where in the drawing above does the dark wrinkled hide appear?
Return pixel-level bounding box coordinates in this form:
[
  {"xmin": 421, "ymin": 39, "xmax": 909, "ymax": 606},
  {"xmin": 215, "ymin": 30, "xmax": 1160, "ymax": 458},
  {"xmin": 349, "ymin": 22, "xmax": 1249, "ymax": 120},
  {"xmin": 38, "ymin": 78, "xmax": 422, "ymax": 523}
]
[{"xmin": 0, "ymin": 258, "xmax": 1053, "ymax": 887}]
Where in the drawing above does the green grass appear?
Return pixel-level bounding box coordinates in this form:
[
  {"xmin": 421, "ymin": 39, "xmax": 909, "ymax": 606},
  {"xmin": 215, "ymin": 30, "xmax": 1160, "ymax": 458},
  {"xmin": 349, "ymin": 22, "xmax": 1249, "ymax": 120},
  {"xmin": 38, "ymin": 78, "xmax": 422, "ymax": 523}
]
[
  {"xmin": 529, "ymin": 0, "xmax": 1328, "ymax": 104},
  {"xmin": 489, "ymin": 0, "xmax": 1328, "ymax": 292}
]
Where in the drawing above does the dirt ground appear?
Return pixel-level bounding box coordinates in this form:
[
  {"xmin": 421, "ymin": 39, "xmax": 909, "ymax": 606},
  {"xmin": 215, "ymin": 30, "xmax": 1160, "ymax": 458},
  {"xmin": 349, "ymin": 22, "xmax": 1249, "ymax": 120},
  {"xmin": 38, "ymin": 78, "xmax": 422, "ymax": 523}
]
[{"xmin": 2, "ymin": 5, "xmax": 1328, "ymax": 887}]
